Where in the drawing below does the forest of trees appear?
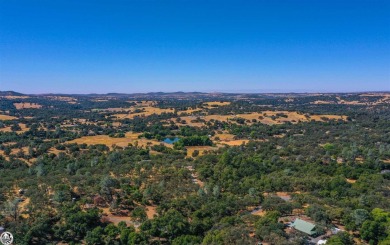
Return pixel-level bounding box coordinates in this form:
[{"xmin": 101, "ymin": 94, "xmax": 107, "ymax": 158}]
[{"xmin": 0, "ymin": 92, "xmax": 389, "ymax": 244}]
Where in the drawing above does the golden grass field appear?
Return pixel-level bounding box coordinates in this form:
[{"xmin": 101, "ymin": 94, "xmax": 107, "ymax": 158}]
[
  {"xmin": 68, "ymin": 132, "xmax": 248, "ymax": 157},
  {"xmin": 309, "ymin": 114, "xmax": 346, "ymax": 120},
  {"xmin": 178, "ymin": 108, "xmax": 203, "ymax": 114},
  {"xmin": 212, "ymin": 133, "xmax": 255, "ymax": 146},
  {"xmin": 48, "ymin": 148, "xmax": 65, "ymax": 155},
  {"xmin": 13, "ymin": 102, "xmax": 42, "ymax": 109},
  {"xmin": 174, "ymin": 111, "xmax": 346, "ymax": 127},
  {"xmin": 0, "ymin": 114, "xmax": 17, "ymax": 120},
  {"xmin": 68, "ymin": 132, "xmax": 173, "ymax": 149},
  {"xmin": 174, "ymin": 116, "xmax": 205, "ymax": 127},
  {"xmin": 107, "ymin": 101, "xmax": 345, "ymax": 126},
  {"xmin": 0, "ymin": 99, "xmax": 353, "ymax": 163},
  {"xmin": 312, "ymin": 94, "xmax": 390, "ymax": 106},
  {"xmin": 11, "ymin": 146, "xmax": 29, "ymax": 155},
  {"xmin": 212, "ymin": 133, "xmax": 236, "ymax": 141},
  {"xmin": 106, "ymin": 101, "xmax": 158, "ymax": 112},
  {"xmin": 109, "ymin": 101, "xmax": 225, "ymax": 118},
  {"xmin": 0, "ymin": 150, "xmax": 9, "ymax": 160},
  {"xmin": 113, "ymin": 107, "xmax": 175, "ymax": 119},
  {"xmin": 0, "ymin": 145, "xmax": 35, "ymax": 166},
  {"xmin": 221, "ymin": 139, "xmax": 250, "ymax": 146},
  {"xmin": 186, "ymin": 146, "xmax": 219, "ymax": 157},
  {"xmin": 0, "ymin": 124, "xmax": 29, "ymax": 133}
]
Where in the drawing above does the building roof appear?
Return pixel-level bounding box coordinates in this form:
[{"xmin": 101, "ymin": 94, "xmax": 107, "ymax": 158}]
[{"xmin": 291, "ymin": 218, "xmax": 316, "ymax": 235}]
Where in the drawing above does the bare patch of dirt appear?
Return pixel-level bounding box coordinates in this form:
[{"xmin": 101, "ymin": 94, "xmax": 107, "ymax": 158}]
[
  {"xmin": 145, "ymin": 205, "xmax": 157, "ymax": 219},
  {"xmin": 19, "ymin": 197, "xmax": 30, "ymax": 219},
  {"xmin": 252, "ymin": 209, "xmax": 266, "ymax": 216},
  {"xmin": 100, "ymin": 208, "xmax": 133, "ymax": 226}
]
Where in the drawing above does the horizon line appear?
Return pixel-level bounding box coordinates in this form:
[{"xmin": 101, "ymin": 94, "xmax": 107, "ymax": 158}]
[{"xmin": 2, "ymin": 89, "xmax": 390, "ymax": 95}]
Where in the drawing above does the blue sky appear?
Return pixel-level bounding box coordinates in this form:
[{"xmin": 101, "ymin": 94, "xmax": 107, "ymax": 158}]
[{"xmin": 0, "ymin": 0, "xmax": 389, "ymax": 93}]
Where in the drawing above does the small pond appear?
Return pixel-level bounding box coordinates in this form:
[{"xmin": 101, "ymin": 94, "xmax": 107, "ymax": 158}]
[{"xmin": 163, "ymin": 137, "xmax": 180, "ymax": 144}]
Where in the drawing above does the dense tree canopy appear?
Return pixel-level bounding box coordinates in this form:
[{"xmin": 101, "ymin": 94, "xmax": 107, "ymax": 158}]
[{"xmin": 0, "ymin": 92, "xmax": 389, "ymax": 244}]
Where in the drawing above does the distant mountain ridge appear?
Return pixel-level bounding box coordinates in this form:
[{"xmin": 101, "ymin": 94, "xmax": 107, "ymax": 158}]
[
  {"xmin": 0, "ymin": 91, "xmax": 26, "ymax": 96},
  {"xmin": 0, "ymin": 90, "xmax": 389, "ymax": 97}
]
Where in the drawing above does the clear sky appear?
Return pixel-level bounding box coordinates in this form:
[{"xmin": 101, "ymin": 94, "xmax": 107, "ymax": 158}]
[{"xmin": 0, "ymin": 0, "xmax": 389, "ymax": 93}]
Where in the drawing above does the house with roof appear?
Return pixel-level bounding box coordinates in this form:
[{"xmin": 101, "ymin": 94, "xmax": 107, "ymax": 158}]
[{"xmin": 291, "ymin": 218, "xmax": 318, "ymax": 236}]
